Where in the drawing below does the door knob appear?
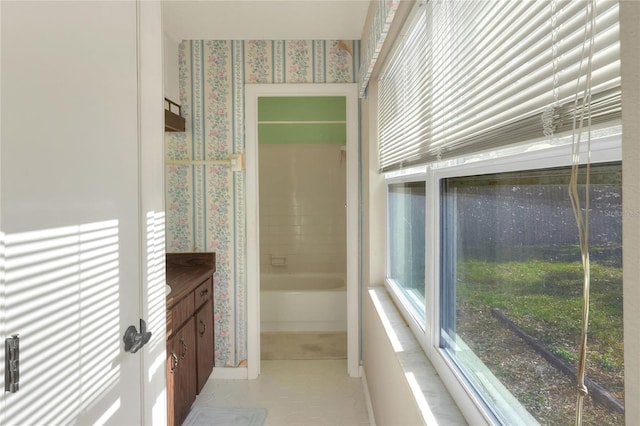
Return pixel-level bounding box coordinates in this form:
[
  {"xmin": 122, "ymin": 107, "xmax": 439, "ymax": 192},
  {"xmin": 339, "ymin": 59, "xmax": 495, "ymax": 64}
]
[{"xmin": 123, "ymin": 319, "xmax": 152, "ymax": 353}]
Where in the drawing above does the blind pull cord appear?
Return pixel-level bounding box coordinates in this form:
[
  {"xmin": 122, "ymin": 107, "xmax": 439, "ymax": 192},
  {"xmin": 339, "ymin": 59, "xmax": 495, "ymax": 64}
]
[{"xmin": 568, "ymin": 0, "xmax": 597, "ymax": 424}]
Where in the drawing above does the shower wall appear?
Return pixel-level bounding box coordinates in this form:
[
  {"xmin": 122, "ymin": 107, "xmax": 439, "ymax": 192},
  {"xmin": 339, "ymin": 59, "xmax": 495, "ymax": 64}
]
[
  {"xmin": 259, "ymin": 144, "xmax": 346, "ymax": 274},
  {"xmin": 258, "ymin": 96, "xmax": 347, "ymax": 275}
]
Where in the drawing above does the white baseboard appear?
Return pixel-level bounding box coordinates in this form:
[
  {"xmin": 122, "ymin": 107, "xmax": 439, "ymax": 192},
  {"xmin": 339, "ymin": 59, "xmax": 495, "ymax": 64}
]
[
  {"xmin": 361, "ymin": 366, "xmax": 376, "ymax": 426},
  {"xmin": 212, "ymin": 367, "xmax": 248, "ymax": 380}
]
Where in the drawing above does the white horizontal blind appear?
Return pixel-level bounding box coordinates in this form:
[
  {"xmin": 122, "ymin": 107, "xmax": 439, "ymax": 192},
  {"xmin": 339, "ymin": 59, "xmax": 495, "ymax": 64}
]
[
  {"xmin": 378, "ymin": 7, "xmax": 429, "ymax": 168},
  {"xmin": 378, "ymin": 0, "xmax": 620, "ymax": 172}
]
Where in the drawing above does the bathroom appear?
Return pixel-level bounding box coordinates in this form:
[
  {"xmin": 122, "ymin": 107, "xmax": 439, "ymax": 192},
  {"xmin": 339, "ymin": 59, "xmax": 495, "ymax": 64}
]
[
  {"xmin": 257, "ymin": 95, "xmax": 348, "ymax": 360},
  {"xmin": 164, "ymin": 40, "xmax": 359, "ymax": 370}
]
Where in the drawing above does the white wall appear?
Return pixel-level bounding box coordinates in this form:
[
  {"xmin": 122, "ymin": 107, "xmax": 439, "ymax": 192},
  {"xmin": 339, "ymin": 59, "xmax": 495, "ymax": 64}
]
[
  {"xmin": 359, "ymin": 1, "xmax": 426, "ymax": 423},
  {"xmin": 362, "ymin": 291, "xmax": 424, "ymax": 425},
  {"xmin": 163, "ymin": 31, "xmax": 180, "ymax": 103},
  {"xmin": 139, "ymin": 2, "xmax": 167, "ymax": 423},
  {"xmin": 621, "ymin": 1, "xmax": 640, "ymax": 424}
]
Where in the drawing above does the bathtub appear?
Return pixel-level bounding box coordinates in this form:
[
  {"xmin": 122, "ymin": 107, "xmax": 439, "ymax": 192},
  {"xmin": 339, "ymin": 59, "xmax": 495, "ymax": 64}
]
[{"xmin": 260, "ymin": 273, "xmax": 347, "ymax": 332}]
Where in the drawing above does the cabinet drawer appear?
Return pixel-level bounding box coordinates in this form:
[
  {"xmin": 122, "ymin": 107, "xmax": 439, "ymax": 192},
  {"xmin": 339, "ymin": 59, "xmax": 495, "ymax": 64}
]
[
  {"xmin": 168, "ymin": 294, "xmax": 194, "ymax": 337},
  {"xmin": 194, "ymin": 277, "xmax": 213, "ymax": 309}
]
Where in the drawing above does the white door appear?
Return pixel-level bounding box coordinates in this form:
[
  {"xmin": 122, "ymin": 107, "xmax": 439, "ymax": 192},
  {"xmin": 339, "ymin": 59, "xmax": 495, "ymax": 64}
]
[{"xmin": 0, "ymin": 2, "xmax": 165, "ymax": 425}]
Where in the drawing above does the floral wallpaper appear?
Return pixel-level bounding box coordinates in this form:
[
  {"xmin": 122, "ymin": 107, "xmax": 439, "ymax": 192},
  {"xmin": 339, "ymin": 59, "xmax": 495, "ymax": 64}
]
[
  {"xmin": 165, "ymin": 39, "xmax": 360, "ymax": 368},
  {"xmin": 359, "ymin": 0, "xmax": 400, "ymax": 97}
]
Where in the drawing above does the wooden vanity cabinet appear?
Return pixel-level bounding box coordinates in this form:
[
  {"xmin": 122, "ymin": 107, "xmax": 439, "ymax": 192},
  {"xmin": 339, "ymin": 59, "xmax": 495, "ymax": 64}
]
[{"xmin": 166, "ymin": 253, "xmax": 215, "ymax": 426}]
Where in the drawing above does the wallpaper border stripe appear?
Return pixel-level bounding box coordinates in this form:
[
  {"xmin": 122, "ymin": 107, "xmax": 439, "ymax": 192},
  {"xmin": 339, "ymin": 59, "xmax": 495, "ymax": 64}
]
[{"xmin": 190, "ymin": 40, "xmax": 197, "ymax": 250}]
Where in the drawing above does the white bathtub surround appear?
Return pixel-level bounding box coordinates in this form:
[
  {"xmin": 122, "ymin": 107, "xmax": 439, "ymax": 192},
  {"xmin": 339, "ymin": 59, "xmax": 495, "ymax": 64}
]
[
  {"xmin": 259, "ymin": 143, "xmax": 347, "ymax": 275},
  {"xmin": 261, "ymin": 332, "xmax": 347, "ymax": 360},
  {"xmin": 260, "ymin": 273, "xmax": 347, "ymax": 332},
  {"xmin": 261, "ymin": 273, "xmax": 345, "ymax": 291}
]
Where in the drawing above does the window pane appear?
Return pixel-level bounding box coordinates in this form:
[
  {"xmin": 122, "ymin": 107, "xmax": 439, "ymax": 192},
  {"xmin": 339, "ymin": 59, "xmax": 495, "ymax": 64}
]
[
  {"xmin": 440, "ymin": 163, "xmax": 623, "ymax": 425},
  {"xmin": 388, "ymin": 182, "xmax": 426, "ymax": 322}
]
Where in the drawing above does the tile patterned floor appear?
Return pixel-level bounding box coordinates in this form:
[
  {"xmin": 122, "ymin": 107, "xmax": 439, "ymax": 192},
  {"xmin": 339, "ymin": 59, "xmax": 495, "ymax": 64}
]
[{"xmin": 194, "ymin": 360, "xmax": 370, "ymax": 426}]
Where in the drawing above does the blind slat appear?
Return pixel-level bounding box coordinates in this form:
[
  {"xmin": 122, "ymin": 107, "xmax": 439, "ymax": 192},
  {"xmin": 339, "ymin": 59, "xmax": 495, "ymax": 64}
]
[{"xmin": 377, "ymin": 0, "xmax": 621, "ymax": 172}]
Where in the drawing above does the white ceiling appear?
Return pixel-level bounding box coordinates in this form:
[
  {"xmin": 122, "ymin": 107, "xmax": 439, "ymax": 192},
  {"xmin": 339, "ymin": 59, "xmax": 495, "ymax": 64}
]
[{"xmin": 163, "ymin": 0, "xmax": 371, "ymax": 42}]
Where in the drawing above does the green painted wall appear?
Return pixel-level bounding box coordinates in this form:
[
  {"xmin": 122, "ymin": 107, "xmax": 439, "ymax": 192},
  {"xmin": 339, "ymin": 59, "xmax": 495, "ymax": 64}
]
[
  {"xmin": 258, "ymin": 96, "xmax": 346, "ymax": 121},
  {"xmin": 259, "ymin": 123, "xmax": 346, "ymax": 144},
  {"xmin": 258, "ymin": 96, "xmax": 346, "ymax": 144}
]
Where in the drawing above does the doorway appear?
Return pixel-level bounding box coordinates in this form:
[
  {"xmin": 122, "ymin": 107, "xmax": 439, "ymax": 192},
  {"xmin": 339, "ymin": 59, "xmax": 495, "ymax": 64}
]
[{"xmin": 245, "ymin": 84, "xmax": 360, "ymax": 379}]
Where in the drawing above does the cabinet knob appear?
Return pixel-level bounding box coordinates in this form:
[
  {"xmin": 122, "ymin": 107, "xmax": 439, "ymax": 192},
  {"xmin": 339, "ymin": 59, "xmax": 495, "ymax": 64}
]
[{"xmin": 199, "ymin": 319, "xmax": 207, "ymax": 337}]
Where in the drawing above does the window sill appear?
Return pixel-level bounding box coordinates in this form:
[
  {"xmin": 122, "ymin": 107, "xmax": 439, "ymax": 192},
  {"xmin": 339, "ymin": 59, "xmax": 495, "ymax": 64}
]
[{"xmin": 367, "ymin": 286, "xmax": 467, "ymax": 425}]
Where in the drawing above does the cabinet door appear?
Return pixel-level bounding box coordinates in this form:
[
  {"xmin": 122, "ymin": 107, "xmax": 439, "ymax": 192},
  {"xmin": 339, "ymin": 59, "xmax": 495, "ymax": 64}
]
[
  {"xmin": 166, "ymin": 337, "xmax": 177, "ymax": 426},
  {"xmin": 168, "ymin": 316, "xmax": 197, "ymax": 426},
  {"xmin": 196, "ymin": 299, "xmax": 215, "ymax": 393}
]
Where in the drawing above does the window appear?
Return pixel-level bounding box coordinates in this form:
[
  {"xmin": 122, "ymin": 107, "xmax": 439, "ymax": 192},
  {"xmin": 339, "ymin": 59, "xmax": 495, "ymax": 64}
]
[
  {"xmin": 440, "ymin": 160, "xmax": 624, "ymax": 425},
  {"xmin": 387, "ymin": 180, "xmax": 426, "ymax": 323},
  {"xmin": 376, "ymin": 0, "xmax": 624, "ymax": 422},
  {"xmin": 381, "ymin": 133, "xmax": 624, "ymax": 424}
]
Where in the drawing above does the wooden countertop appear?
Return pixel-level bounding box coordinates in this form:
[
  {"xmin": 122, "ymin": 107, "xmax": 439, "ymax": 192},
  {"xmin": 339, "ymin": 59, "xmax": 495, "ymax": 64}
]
[{"xmin": 166, "ymin": 252, "xmax": 216, "ymax": 309}]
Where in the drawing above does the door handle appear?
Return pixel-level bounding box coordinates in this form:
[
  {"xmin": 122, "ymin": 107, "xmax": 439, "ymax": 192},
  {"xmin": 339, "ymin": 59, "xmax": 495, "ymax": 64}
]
[{"xmin": 123, "ymin": 319, "xmax": 152, "ymax": 353}]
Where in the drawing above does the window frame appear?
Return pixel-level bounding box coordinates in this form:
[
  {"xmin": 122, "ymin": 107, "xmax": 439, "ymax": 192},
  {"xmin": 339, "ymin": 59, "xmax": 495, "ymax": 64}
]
[
  {"xmin": 385, "ymin": 166, "xmax": 429, "ymax": 341},
  {"xmin": 384, "ymin": 129, "xmax": 622, "ymax": 425}
]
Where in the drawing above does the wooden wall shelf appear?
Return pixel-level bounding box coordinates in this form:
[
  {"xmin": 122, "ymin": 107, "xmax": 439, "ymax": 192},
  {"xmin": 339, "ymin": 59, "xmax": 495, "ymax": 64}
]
[{"xmin": 165, "ymin": 98, "xmax": 186, "ymax": 132}]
